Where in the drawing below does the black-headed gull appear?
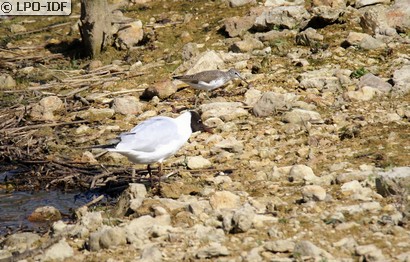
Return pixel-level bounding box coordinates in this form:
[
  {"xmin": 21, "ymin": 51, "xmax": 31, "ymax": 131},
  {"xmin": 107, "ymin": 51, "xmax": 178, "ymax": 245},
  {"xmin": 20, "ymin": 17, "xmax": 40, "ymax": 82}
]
[{"xmin": 102, "ymin": 111, "xmax": 211, "ymax": 185}]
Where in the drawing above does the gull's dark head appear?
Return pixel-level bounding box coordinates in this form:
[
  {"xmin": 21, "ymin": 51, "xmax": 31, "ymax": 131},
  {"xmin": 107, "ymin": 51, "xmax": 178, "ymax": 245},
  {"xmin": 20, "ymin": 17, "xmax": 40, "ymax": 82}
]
[
  {"xmin": 189, "ymin": 111, "xmax": 212, "ymax": 133},
  {"xmin": 227, "ymin": 68, "xmax": 249, "ymax": 85}
]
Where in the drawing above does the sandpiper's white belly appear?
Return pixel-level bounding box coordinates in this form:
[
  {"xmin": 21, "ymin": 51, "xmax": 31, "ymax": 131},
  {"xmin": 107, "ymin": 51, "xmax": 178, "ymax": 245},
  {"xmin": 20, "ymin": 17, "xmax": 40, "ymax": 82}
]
[{"xmin": 190, "ymin": 78, "xmax": 227, "ymax": 91}]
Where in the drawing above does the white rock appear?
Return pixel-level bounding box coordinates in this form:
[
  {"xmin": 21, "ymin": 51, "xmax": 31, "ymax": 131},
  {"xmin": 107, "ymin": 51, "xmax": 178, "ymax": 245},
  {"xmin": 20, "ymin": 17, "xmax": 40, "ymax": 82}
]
[
  {"xmin": 196, "ymin": 242, "xmax": 230, "ymax": 258},
  {"xmin": 293, "ymin": 240, "xmax": 333, "ymax": 259},
  {"xmin": 209, "ymin": 191, "xmax": 241, "ymax": 210},
  {"xmin": 30, "ymin": 96, "xmax": 64, "ymax": 121},
  {"xmin": 346, "ymin": 86, "xmax": 381, "ymax": 101},
  {"xmin": 3, "ymin": 232, "xmax": 41, "ymax": 253},
  {"xmin": 302, "ymin": 185, "xmax": 327, "ymax": 201},
  {"xmin": 0, "ymin": 74, "xmax": 16, "ymax": 89},
  {"xmin": 288, "ymin": 165, "xmax": 319, "ymax": 184},
  {"xmin": 139, "ymin": 244, "xmax": 162, "ymax": 262},
  {"xmin": 200, "ymin": 102, "xmax": 249, "ymax": 121},
  {"xmin": 43, "ymin": 238, "xmax": 74, "ymax": 261},
  {"xmin": 112, "ymin": 96, "xmax": 144, "ymax": 115},
  {"xmin": 264, "ymin": 239, "xmax": 295, "ymax": 252},
  {"xmin": 341, "ymin": 180, "xmax": 373, "ymax": 200},
  {"xmin": 115, "ymin": 20, "xmax": 144, "ymax": 50},
  {"xmin": 229, "ymin": 0, "xmax": 256, "ymax": 7},
  {"xmin": 187, "ymin": 156, "xmax": 212, "ymax": 169},
  {"xmin": 89, "ymin": 226, "xmax": 127, "ymax": 251},
  {"xmin": 355, "ymin": 244, "xmax": 386, "ymax": 261},
  {"xmin": 244, "ymin": 88, "xmax": 262, "ymax": 106},
  {"xmin": 282, "ymin": 109, "xmax": 323, "ymax": 124}
]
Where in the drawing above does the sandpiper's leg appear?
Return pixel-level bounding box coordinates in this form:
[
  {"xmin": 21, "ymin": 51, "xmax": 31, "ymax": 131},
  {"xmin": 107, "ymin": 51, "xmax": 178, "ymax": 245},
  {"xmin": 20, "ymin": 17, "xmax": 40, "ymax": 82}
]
[{"xmin": 194, "ymin": 90, "xmax": 201, "ymax": 108}]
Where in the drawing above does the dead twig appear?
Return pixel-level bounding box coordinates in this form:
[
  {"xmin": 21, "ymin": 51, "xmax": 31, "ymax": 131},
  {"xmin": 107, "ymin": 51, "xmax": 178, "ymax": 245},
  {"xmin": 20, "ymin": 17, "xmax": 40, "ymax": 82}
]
[{"xmin": 11, "ymin": 22, "xmax": 72, "ymax": 37}]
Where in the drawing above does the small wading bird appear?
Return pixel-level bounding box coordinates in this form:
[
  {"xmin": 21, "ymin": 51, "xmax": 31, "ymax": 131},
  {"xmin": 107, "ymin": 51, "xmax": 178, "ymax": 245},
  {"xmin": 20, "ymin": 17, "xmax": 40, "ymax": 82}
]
[
  {"xmin": 95, "ymin": 111, "xmax": 211, "ymax": 186},
  {"xmin": 173, "ymin": 68, "xmax": 249, "ymax": 107}
]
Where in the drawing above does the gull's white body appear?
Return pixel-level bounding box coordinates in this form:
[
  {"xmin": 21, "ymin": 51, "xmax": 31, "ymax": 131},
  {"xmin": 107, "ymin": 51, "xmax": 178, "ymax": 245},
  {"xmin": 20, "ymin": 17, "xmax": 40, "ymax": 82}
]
[{"xmin": 108, "ymin": 112, "xmax": 193, "ymax": 165}]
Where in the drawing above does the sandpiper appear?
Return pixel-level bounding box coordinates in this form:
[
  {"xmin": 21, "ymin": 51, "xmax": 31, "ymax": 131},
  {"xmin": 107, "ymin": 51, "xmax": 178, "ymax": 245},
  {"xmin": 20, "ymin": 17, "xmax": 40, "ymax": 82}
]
[{"xmin": 173, "ymin": 68, "xmax": 249, "ymax": 106}]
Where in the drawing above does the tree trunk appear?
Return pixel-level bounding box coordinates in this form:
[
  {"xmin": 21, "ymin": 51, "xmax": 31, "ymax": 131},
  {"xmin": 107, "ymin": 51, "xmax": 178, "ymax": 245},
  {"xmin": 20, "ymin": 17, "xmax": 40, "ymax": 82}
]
[{"xmin": 80, "ymin": 0, "xmax": 112, "ymax": 58}]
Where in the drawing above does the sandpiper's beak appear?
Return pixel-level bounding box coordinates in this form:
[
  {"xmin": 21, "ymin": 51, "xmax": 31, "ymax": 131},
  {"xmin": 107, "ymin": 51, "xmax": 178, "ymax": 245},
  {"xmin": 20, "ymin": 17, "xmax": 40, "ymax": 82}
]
[{"xmin": 238, "ymin": 75, "xmax": 249, "ymax": 85}]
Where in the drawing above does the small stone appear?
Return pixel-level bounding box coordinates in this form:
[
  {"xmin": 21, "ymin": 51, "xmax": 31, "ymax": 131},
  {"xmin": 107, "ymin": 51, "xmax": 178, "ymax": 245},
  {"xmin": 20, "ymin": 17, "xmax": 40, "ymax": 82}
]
[
  {"xmin": 346, "ymin": 86, "xmax": 381, "ymax": 101},
  {"xmin": 253, "ymin": 92, "xmax": 297, "ymax": 117},
  {"xmin": 302, "ymin": 185, "xmax": 327, "ymax": 201},
  {"xmin": 77, "ymin": 108, "xmax": 115, "ymax": 122},
  {"xmin": 196, "ymin": 242, "xmax": 230, "ymax": 259},
  {"xmin": 393, "ymin": 65, "xmax": 410, "ymax": 95},
  {"xmin": 112, "ymin": 96, "xmax": 144, "ymax": 115},
  {"xmin": 358, "ymin": 73, "xmax": 392, "ymax": 93},
  {"xmin": 265, "ymin": 239, "xmax": 295, "ymax": 253},
  {"xmin": 115, "ymin": 20, "xmax": 144, "ymax": 50},
  {"xmin": 230, "ymin": 37, "xmax": 264, "ymax": 53},
  {"xmin": 356, "ymin": 0, "xmax": 390, "ymax": 8},
  {"xmin": 80, "ymin": 211, "xmax": 103, "ymax": 232},
  {"xmin": 28, "ymin": 206, "xmax": 62, "ymax": 222},
  {"xmin": 181, "ymin": 42, "xmax": 199, "ymax": 61},
  {"xmin": 209, "ymin": 191, "xmax": 241, "ymax": 210},
  {"xmin": 187, "ymin": 156, "xmax": 212, "ymax": 169},
  {"xmin": 10, "ymin": 24, "xmax": 26, "ymax": 33},
  {"xmin": 231, "ymin": 205, "xmax": 255, "ymax": 233},
  {"xmin": 293, "ymin": 240, "xmax": 333, "ymax": 259},
  {"xmin": 282, "ymin": 109, "xmax": 323, "ymax": 124},
  {"xmin": 115, "ymin": 183, "xmax": 147, "ymax": 216},
  {"xmin": 355, "ymin": 244, "xmax": 385, "ymax": 261},
  {"xmin": 43, "ymin": 238, "xmax": 74, "ymax": 261},
  {"xmin": 228, "ymin": 0, "xmax": 256, "ymax": 7},
  {"xmin": 200, "ymin": 102, "xmax": 248, "ymax": 121},
  {"xmin": 30, "ymin": 96, "xmax": 64, "ymax": 121},
  {"xmin": 224, "ymin": 16, "xmax": 255, "ymax": 37},
  {"xmin": 0, "ymin": 250, "xmax": 12, "ymax": 262},
  {"xmin": 139, "ymin": 245, "xmax": 162, "ymax": 262},
  {"xmin": 343, "ymin": 32, "xmax": 385, "ymax": 50},
  {"xmin": 177, "ymin": 50, "xmax": 224, "ymax": 76},
  {"xmin": 296, "ymin": 27, "xmax": 324, "ymax": 47},
  {"xmin": 244, "ymin": 88, "xmax": 262, "ymax": 106},
  {"xmin": 288, "ymin": 165, "xmax": 319, "ymax": 183},
  {"xmin": 4, "ymin": 232, "xmax": 41, "ymax": 253},
  {"xmin": 0, "ymin": 74, "xmax": 16, "ymax": 89},
  {"xmin": 88, "ymin": 60, "xmax": 103, "ymax": 70},
  {"xmin": 89, "ymin": 226, "xmax": 127, "ymax": 251},
  {"xmin": 341, "ymin": 180, "xmax": 373, "ymax": 200},
  {"xmin": 141, "ymin": 79, "xmax": 178, "ymax": 100}
]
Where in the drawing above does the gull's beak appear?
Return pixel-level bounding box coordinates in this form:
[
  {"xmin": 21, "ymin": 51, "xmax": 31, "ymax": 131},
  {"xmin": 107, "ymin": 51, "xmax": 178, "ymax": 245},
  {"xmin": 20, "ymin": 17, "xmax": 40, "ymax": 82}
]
[{"xmin": 201, "ymin": 123, "xmax": 213, "ymax": 134}]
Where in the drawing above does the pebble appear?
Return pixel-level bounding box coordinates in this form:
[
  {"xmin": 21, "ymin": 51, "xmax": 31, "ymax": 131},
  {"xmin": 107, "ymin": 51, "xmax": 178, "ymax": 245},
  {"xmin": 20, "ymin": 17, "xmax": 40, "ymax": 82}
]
[
  {"xmin": 187, "ymin": 156, "xmax": 212, "ymax": 169},
  {"xmin": 89, "ymin": 226, "xmax": 127, "ymax": 251},
  {"xmin": 139, "ymin": 244, "xmax": 163, "ymax": 262},
  {"xmin": 30, "ymin": 96, "xmax": 64, "ymax": 121},
  {"xmin": 28, "ymin": 205, "xmax": 62, "ymax": 222},
  {"xmin": 288, "ymin": 164, "xmax": 319, "ymax": 184},
  {"xmin": 293, "ymin": 240, "xmax": 333, "ymax": 259},
  {"xmin": 112, "ymin": 96, "xmax": 144, "ymax": 115},
  {"xmin": 282, "ymin": 109, "xmax": 324, "ymax": 124},
  {"xmin": 0, "ymin": 74, "xmax": 16, "ymax": 89},
  {"xmin": 264, "ymin": 239, "xmax": 295, "ymax": 253},
  {"xmin": 3, "ymin": 232, "xmax": 41, "ymax": 253},
  {"xmin": 43, "ymin": 238, "xmax": 74, "ymax": 261},
  {"xmin": 77, "ymin": 108, "xmax": 115, "ymax": 122},
  {"xmin": 252, "ymin": 92, "xmax": 297, "ymax": 117},
  {"xmin": 115, "ymin": 20, "xmax": 144, "ymax": 50},
  {"xmin": 355, "ymin": 244, "xmax": 386, "ymax": 261},
  {"xmin": 209, "ymin": 191, "xmax": 241, "ymax": 210},
  {"xmin": 200, "ymin": 102, "xmax": 249, "ymax": 121},
  {"xmin": 302, "ymin": 185, "xmax": 327, "ymax": 201},
  {"xmin": 196, "ymin": 242, "xmax": 230, "ymax": 258}
]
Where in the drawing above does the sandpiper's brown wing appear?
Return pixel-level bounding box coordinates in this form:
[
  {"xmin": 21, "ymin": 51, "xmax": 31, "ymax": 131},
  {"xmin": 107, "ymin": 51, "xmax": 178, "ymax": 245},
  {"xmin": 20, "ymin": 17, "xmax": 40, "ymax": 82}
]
[{"xmin": 173, "ymin": 70, "xmax": 226, "ymax": 84}]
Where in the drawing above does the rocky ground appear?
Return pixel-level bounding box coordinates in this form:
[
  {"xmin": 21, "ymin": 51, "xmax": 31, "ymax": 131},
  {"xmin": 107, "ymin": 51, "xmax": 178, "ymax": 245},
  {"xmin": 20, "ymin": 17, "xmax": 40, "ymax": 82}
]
[{"xmin": 1, "ymin": 0, "xmax": 410, "ymax": 261}]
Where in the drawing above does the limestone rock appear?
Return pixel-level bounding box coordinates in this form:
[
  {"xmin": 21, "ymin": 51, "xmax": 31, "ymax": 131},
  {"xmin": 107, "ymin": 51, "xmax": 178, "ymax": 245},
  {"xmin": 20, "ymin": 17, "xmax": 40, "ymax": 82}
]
[
  {"xmin": 209, "ymin": 191, "xmax": 241, "ymax": 210},
  {"xmin": 253, "ymin": 92, "xmax": 297, "ymax": 117},
  {"xmin": 393, "ymin": 65, "xmax": 410, "ymax": 95},
  {"xmin": 254, "ymin": 6, "xmax": 311, "ymax": 30},
  {"xmin": 282, "ymin": 109, "xmax": 324, "ymax": 124},
  {"xmin": 302, "ymin": 185, "xmax": 327, "ymax": 201},
  {"xmin": 229, "ymin": 0, "xmax": 256, "ymax": 7},
  {"xmin": 196, "ymin": 242, "xmax": 230, "ymax": 259},
  {"xmin": 187, "ymin": 156, "xmax": 212, "ymax": 169},
  {"xmin": 343, "ymin": 32, "xmax": 385, "ymax": 50},
  {"xmin": 112, "ymin": 96, "xmax": 144, "ymax": 115},
  {"xmin": 3, "ymin": 232, "xmax": 41, "ymax": 253},
  {"xmin": 224, "ymin": 16, "xmax": 255, "ymax": 37},
  {"xmin": 30, "ymin": 96, "xmax": 64, "ymax": 121},
  {"xmin": 0, "ymin": 74, "xmax": 16, "ymax": 89},
  {"xmin": 293, "ymin": 240, "xmax": 333, "ymax": 260},
  {"xmin": 141, "ymin": 79, "xmax": 178, "ymax": 100},
  {"xmin": 43, "ymin": 238, "xmax": 74, "ymax": 262},
  {"xmin": 28, "ymin": 206, "xmax": 62, "ymax": 222},
  {"xmin": 230, "ymin": 37, "xmax": 264, "ymax": 53},
  {"xmin": 200, "ymin": 102, "xmax": 248, "ymax": 121},
  {"xmin": 115, "ymin": 20, "xmax": 144, "ymax": 50},
  {"xmin": 358, "ymin": 73, "xmax": 392, "ymax": 93},
  {"xmin": 77, "ymin": 108, "xmax": 115, "ymax": 122},
  {"xmin": 264, "ymin": 239, "xmax": 295, "ymax": 253}
]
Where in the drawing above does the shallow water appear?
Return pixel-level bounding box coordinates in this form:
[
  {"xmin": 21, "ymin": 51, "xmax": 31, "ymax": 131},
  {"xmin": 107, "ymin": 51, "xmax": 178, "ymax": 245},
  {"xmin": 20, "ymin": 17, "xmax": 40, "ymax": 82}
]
[
  {"xmin": 0, "ymin": 170, "xmax": 91, "ymax": 235},
  {"xmin": 0, "ymin": 190, "xmax": 88, "ymax": 236}
]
